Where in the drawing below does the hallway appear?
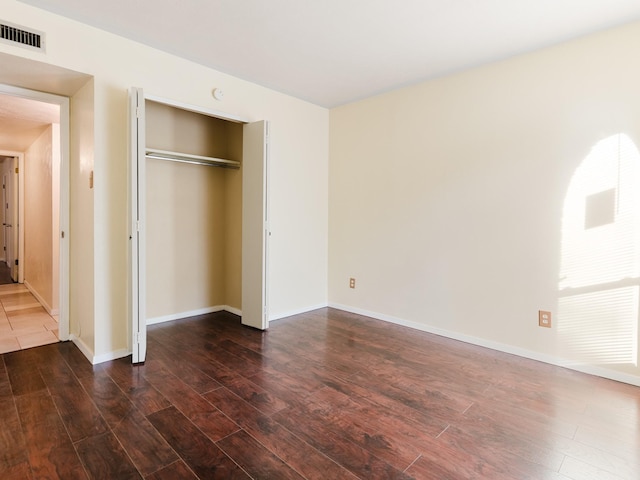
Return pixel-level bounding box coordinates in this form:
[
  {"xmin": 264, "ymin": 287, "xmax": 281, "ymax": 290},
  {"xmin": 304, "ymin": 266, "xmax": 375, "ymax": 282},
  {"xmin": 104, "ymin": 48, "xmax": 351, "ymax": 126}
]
[{"xmin": 0, "ymin": 283, "xmax": 58, "ymax": 354}]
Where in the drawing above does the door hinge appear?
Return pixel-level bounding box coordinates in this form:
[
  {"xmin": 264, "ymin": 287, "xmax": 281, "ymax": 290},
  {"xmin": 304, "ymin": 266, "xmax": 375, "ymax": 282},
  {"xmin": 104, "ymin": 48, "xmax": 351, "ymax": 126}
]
[
  {"xmin": 14, "ymin": 259, "xmax": 18, "ymax": 266},
  {"xmin": 15, "ymin": 167, "xmax": 18, "ymax": 174},
  {"xmin": 136, "ymin": 107, "xmax": 142, "ymax": 119},
  {"xmin": 133, "ymin": 331, "xmax": 139, "ymax": 344}
]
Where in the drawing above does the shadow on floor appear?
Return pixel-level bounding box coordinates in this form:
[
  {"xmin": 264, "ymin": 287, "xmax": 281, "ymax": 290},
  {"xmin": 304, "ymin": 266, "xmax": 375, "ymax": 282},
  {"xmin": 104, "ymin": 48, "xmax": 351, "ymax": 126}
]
[{"xmin": 0, "ymin": 261, "xmax": 13, "ymax": 285}]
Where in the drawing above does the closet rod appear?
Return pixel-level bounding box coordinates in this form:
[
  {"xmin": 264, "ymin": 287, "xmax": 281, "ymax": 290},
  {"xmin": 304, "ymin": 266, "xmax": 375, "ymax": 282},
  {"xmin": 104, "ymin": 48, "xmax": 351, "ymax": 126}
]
[{"xmin": 145, "ymin": 148, "xmax": 240, "ymax": 169}]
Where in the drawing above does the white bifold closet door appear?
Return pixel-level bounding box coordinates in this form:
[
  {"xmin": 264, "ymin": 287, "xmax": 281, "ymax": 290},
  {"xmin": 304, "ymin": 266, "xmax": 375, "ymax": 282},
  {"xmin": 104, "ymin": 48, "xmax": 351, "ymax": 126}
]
[{"xmin": 128, "ymin": 87, "xmax": 269, "ymax": 365}]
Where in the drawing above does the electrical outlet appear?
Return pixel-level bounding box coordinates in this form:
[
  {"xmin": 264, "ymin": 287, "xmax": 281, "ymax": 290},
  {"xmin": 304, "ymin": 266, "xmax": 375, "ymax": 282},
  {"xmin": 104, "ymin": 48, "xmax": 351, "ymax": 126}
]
[
  {"xmin": 349, "ymin": 277, "xmax": 356, "ymax": 289},
  {"xmin": 538, "ymin": 310, "xmax": 551, "ymax": 328}
]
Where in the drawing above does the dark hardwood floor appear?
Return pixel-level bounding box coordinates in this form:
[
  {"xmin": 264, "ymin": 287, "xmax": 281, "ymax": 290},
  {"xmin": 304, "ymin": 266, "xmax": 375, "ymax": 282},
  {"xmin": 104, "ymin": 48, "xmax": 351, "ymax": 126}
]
[{"xmin": 1, "ymin": 307, "xmax": 639, "ymax": 479}]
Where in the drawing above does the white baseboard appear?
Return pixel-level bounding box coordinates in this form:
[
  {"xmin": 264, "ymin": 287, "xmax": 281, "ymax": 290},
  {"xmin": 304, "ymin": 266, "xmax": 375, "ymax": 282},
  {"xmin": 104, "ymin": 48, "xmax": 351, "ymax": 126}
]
[
  {"xmin": 69, "ymin": 334, "xmax": 93, "ymax": 363},
  {"xmin": 269, "ymin": 303, "xmax": 329, "ymax": 321},
  {"xmin": 329, "ymin": 302, "xmax": 640, "ymax": 388},
  {"xmin": 92, "ymin": 348, "xmax": 130, "ymax": 365},
  {"xmin": 146, "ymin": 305, "xmax": 242, "ymax": 325},
  {"xmin": 146, "ymin": 302, "xmax": 331, "ymax": 326},
  {"xmin": 224, "ymin": 305, "xmax": 242, "ymax": 317},
  {"xmin": 24, "ymin": 280, "xmax": 58, "ymax": 315},
  {"xmin": 70, "ymin": 334, "xmax": 130, "ymax": 365}
]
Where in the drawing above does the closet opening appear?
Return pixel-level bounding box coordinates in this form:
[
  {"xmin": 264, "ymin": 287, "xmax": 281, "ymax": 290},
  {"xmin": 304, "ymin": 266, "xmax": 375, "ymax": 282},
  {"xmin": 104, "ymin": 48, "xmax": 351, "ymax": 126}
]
[
  {"xmin": 144, "ymin": 99, "xmax": 244, "ymax": 325},
  {"xmin": 129, "ymin": 89, "xmax": 269, "ymax": 364}
]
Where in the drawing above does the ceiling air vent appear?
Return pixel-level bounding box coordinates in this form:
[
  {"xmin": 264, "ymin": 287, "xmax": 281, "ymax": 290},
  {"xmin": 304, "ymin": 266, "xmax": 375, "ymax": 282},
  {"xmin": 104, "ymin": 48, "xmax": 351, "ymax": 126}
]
[{"xmin": 0, "ymin": 21, "xmax": 45, "ymax": 51}]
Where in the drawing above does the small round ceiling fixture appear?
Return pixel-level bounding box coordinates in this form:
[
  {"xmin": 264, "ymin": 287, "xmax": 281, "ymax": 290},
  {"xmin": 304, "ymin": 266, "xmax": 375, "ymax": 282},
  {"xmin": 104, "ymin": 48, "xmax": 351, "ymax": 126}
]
[{"xmin": 212, "ymin": 88, "xmax": 225, "ymax": 101}]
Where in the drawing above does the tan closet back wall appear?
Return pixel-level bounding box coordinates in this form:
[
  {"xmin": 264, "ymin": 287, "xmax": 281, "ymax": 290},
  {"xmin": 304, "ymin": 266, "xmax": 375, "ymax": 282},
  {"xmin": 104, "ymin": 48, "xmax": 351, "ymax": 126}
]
[{"xmin": 145, "ymin": 101, "xmax": 243, "ymax": 320}]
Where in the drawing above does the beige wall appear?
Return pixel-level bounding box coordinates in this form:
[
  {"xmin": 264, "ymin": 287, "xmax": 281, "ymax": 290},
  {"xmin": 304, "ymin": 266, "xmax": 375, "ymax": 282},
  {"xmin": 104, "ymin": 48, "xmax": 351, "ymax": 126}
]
[
  {"xmin": 1, "ymin": 0, "xmax": 328, "ymax": 361},
  {"xmin": 330, "ymin": 21, "xmax": 640, "ymax": 385},
  {"xmin": 24, "ymin": 124, "xmax": 58, "ymax": 312},
  {"xmin": 144, "ymin": 101, "xmax": 243, "ymax": 320},
  {"xmin": 68, "ymin": 78, "xmax": 94, "ymax": 347},
  {"xmin": 145, "ymin": 161, "xmax": 234, "ymax": 318}
]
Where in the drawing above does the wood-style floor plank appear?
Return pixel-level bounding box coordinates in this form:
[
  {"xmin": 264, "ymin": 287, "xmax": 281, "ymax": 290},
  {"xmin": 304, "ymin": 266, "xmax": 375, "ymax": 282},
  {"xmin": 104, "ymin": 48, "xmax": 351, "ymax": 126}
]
[
  {"xmin": 74, "ymin": 370, "xmax": 136, "ymax": 428},
  {"xmin": 0, "ymin": 460, "xmax": 34, "ymax": 480},
  {"xmin": 101, "ymin": 358, "xmax": 171, "ymax": 416},
  {"xmin": 1, "ymin": 307, "xmax": 639, "ymax": 479},
  {"xmin": 203, "ymin": 386, "xmax": 360, "ymax": 480},
  {"xmin": 3, "ymin": 349, "xmax": 46, "ymax": 396},
  {"xmin": 145, "ymin": 460, "xmax": 198, "ymax": 480},
  {"xmin": 15, "ymin": 390, "xmax": 87, "ymax": 479},
  {"xmin": 0, "ymin": 358, "xmax": 30, "ymax": 475},
  {"xmin": 217, "ymin": 430, "xmax": 306, "ymax": 480},
  {"xmin": 272, "ymin": 402, "xmax": 415, "ymax": 479},
  {"xmin": 36, "ymin": 346, "xmax": 110, "ymax": 442},
  {"xmin": 147, "ymin": 406, "xmax": 250, "ymax": 479},
  {"xmin": 145, "ymin": 341, "xmax": 221, "ymax": 394},
  {"xmin": 142, "ymin": 363, "xmax": 240, "ymax": 442},
  {"xmin": 75, "ymin": 432, "xmax": 142, "ymax": 480},
  {"xmin": 111, "ymin": 407, "xmax": 178, "ymax": 477}
]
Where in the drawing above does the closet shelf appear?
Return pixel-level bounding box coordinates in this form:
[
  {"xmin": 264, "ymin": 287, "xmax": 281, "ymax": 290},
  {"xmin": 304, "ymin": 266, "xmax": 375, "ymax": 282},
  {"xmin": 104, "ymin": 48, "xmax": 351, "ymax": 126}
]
[{"xmin": 145, "ymin": 148, "xmax": 240, "ymax": 169}]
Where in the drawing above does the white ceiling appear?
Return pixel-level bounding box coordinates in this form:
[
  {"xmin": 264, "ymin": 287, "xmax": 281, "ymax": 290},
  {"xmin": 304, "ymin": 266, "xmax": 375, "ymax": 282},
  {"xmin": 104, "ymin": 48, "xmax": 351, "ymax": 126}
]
[
  {"xmin": 14, "ymin": 0, "xmax": 640, "ymax": 107},
  {"xmin": 0, "ymin": 94, "xmax": 60, "ymax": 151}
]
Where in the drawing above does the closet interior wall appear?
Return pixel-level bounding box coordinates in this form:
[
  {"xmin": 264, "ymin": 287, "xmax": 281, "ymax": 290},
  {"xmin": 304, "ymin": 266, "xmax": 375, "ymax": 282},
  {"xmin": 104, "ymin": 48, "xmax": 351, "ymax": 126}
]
[{"xmin": 145, "ymin": 100, "xmax": 243, "ymax": 323}]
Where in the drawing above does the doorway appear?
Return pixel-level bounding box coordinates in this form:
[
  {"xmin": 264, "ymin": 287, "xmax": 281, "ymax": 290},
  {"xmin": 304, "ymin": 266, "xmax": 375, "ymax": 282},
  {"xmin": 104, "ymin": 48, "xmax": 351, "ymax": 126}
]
[
  {"xmin": 2, "ymin": 165, "xmax": 17, "ymax": 282},
  {"xmin": 0, "ymin": 85, "xmax": 69, "ymax": 353}
]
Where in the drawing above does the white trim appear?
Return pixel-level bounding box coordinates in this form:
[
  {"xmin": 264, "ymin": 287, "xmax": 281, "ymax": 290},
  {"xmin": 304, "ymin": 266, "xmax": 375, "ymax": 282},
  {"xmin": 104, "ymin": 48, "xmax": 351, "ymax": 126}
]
[
  {"xmin": 0, "ymin": 150, "xmax": 22, "ymax": 284},
  {"xmin": 57, "ymin": 98, "xmax": 70, "ymax": 342},
  {"xmin": 329, "ymin": 302, "xmax": 640, "ymax": 388},
  {"xmin": 17, "ymin": 153, "xmax": 23, "ymax": 283},
  {"xmin": 69, "ymin": 334, "xmax": 93, "ymax": 362},
  {"xmin": 269, "ymin": 303, "xmax": 329, "ymax": 321},
  {"xmin": 146, "ymin": 305, "xmax": 242, "ymax": 325},
  {"xmin": 224, "ymin": 305, "xmax": 242, "ymax": 317},
  {"xmin": 93, "ymin": 348, "xmax": 131, "ymax": 365},
  {"xmin": 23, "ymin": 279, "xmax": 58, "ymax": 315},
  {"xmin": 70, "ymin": 334, "xmax": 130, "ymax": 364}
]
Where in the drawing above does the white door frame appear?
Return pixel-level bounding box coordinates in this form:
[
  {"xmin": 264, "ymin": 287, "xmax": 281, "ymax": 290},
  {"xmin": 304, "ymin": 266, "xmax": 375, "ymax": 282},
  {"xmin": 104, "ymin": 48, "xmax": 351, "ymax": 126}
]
[
  {"xmin": 129, "ymin": 87, "xmax": 146, "ymax": 364},
  {"xmin": 0, "ymin": 84, "xmax": 70, "ymax": 341},
  {"xmin": 2, "ymin": 173, "xmax": 6, "ymax": 263},
  {"xmin": 0, "ymin": 153, "xmax": 20, "ymax": 281}
]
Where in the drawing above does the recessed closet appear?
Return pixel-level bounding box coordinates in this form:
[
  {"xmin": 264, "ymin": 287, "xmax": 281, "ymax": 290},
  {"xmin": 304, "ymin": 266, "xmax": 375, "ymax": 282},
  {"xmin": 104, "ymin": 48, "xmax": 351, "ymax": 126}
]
[
  {"xmin": 145, "ymin": 100, "xmax": 243, "ymax": 322},
  {"xmin": 129, "ymin": 89, "xmax": 268, "ymax": 363}
]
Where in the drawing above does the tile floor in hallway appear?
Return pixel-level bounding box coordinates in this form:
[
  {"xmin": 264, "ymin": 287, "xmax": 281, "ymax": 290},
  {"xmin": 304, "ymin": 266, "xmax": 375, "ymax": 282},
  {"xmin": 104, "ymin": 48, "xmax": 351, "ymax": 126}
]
[{"xmin": 0, "ymin": 283, "xmax": 58, "ymax": 354}]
